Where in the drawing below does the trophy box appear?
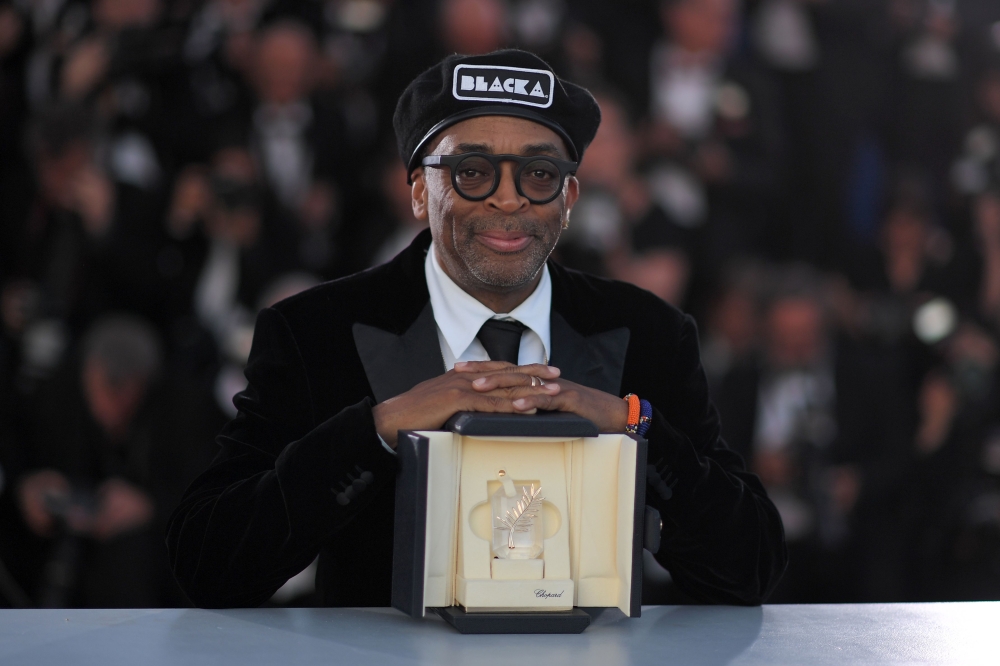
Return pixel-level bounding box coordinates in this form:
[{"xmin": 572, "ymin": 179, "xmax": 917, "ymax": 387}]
[{"xmin": 391, "ymin": 412, "xmax": 649, "ymax": 634}]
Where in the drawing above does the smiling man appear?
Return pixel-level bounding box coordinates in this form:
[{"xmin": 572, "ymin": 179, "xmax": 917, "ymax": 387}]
[{"xmin": 167, "ymin": 50, "xmax": 786, "ymax": 608}]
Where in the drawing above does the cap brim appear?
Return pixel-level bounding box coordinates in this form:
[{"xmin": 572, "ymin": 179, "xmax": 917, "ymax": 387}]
[{"xmin": 406, "ymin": 105, "xmax": 579, "ymax": 180}]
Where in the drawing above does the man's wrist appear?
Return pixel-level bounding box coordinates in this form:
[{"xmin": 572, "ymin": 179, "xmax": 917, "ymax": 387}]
[
  {"xmin": 371, "ymin": 402, "xmax": 396, "ymax": 449},
  {"xmin": 613, "ymin": 396, "xmax": 630, "ymax": 432}
]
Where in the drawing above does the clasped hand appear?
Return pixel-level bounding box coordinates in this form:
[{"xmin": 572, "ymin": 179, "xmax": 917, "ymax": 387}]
[{"xmin": 372, "ymin": 361, "xmax": 628, "ymax": 448}]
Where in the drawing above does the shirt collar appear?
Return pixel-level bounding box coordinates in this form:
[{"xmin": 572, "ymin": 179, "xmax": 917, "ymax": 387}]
[{"xmin": 425, "ymin": 243, "xmax": 552, "ymax": 362}]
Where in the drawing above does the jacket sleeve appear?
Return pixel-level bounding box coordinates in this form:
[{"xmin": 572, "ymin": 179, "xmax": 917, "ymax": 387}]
[
  {"xmin": 165, "ymin": 307, "xmax": 398, "ymax": 608},
  {"xmin": 647, "ymin": 314, "xmax": 787, "ymax": 605}
]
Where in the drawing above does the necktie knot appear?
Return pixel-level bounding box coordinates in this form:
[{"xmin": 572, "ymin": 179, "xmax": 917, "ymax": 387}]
[{"xmin": 476, "ymin": 319, "xmax": 526, "ymax": 364}]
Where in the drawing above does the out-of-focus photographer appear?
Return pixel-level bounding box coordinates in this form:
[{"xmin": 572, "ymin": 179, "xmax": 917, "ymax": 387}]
[
  {"xmin": 0, "ymin": 104, "xmax": 116, "ymax": 393},
  {"xmin": 903, "ymin": 319, "xmax": 1000, "ymax": 600},
  {"xmin": 840, "ymin": 187, "xmax": 974, "ymax": 359},
  {"xmin": 708, "ymin": 266, "xmax": 869, "ymax": 602},
  {"xmin": 11, "ymin": 314, "xmax": 213, "ymax": 607},
  {"xmin": 161, "ymin": 143, "xmax": 295, "ymax": 361},
  {"xmin": 636, "ymin": 0, "xmax": 783, "ymax": 265},
  {"xmin": 951, "ymin": 56, "xmax": 1000, "ymax": 333}
]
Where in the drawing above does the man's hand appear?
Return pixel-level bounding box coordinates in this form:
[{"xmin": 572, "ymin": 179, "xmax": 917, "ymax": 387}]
[
  {"xmin": 460, "ymin": 362, "xmax": 630, "ymax": 434},
  {"xmin": 91, "ymin": 478, "xmax": 155, "ymax": 541},
  {"xmin": 372, "ymin": 362, "xmax": 561, "ymax": 447},
  {"xmin": 17, "ymin": 469, "xmax": 71, "ymax": 537}
]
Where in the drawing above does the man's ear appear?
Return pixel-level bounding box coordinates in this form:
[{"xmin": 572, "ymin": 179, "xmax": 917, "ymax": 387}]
[
  {"xmin": 411, "ymin": 168, "xmax": 429, "ymax": 221},
  {"xmin": 564, "ymin": 174, "xmax": 580, "ymax": 217}
]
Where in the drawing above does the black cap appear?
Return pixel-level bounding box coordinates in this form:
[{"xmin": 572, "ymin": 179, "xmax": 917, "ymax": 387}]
[{"xmin": 393, "ymin": 49, "xmax": 601, "ymax": 179}]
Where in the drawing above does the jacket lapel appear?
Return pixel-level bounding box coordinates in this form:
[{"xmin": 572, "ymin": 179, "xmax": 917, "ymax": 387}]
[
  {"xmin": 353, "ymin": 301, "xmax": 444, "ymax": 404},
  {"xmin": 549, "ymin": 312, "xmax": 630, "ymax": 396}
]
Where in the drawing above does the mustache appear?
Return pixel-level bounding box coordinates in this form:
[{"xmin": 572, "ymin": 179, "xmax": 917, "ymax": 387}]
[{"xmin": 462, "ymin": 215, "xmax": 546, "ymax": 235}]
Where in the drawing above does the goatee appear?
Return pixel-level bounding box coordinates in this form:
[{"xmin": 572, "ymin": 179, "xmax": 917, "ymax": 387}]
[{"xmin": 453, "ymin": 215, "xmax": 560, "ymax": 289}]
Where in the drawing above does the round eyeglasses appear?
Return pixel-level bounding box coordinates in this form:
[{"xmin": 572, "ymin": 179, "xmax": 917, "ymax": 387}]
[{"xmin": 420, "ymin": 152, "xmax": 578, "ymax": 205}]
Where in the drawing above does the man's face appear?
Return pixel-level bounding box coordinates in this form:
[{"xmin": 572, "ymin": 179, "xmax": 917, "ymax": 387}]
[
  {"xmin": 882, "ymin": 207, "xmax": 927, "ymax": 257},
  {"xmin": 665, "ymin": 0, "xmax": 737, "ymax": 56},
  {"xmin": 93, "ymin": 0, "xmax": 161, "ymax": 30},
  {"xmin": 440, "ymin": 0, "xmax": 509, "ymax": 55},
  {"xmin": 255, "ymin": 26, "xmax": 314, "ymax": 105},
  {"xmin": 36, "ymin": 141, "xmax": 90, "ymax": 209},
  {"xmin": 82, "ymin": 357, "xmax": 147, "ymax": 439},
  {"xmin": 412, "ymin": 116, "xmax": 578, "ymax": 296},
  {"xmin": 766, "ymin": 298, "xmax": 825, "ymax": 368}
]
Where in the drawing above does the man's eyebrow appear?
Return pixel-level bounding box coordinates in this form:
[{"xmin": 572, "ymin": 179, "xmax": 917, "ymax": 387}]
[
  {"xmin": 452, "ymin": 142, "xmax": 492, "ymax": 154},
  {"xmin": 519, "ymin": 142, "xmax": 563, "ymax": 157}
]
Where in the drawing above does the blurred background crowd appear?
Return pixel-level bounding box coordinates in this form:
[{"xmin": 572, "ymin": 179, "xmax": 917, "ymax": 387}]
[{"xmin": 2, "ymin": 0, "xmax": 1000, "ymax": 609}]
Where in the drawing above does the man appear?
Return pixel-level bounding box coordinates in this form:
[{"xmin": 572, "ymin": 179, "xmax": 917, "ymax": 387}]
[
  {"xmin": 17, "ymin": 315, "xmax": 217, "ymax": 607},
  {"xmin": 167, "ymin": 49, "xmax": 786, "ymax": 608}
]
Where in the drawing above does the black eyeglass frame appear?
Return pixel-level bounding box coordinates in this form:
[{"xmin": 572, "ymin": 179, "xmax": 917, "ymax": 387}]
[{"xmin": 420, "ymin": 152, "xmax": 579, "ymax": 205}]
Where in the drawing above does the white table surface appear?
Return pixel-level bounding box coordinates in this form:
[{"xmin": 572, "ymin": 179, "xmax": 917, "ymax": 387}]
[{"xmin": 2, "ymin": 603, "xmax": 999, "ymax": 665}]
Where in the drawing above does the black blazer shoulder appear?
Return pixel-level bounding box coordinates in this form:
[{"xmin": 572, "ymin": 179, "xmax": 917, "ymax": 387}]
[
  {"xmin": 549, "ymin": 259, "xmax": 690, "ymax": 336},
  {"xmin": 272, "ymin": 231, "xmax": 432, "ymax": 338}
]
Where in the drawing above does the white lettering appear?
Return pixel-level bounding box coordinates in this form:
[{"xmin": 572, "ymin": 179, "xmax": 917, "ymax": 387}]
[{"xmin": 452, "ymin": 66, "xmax": 553, "ymax": 106}]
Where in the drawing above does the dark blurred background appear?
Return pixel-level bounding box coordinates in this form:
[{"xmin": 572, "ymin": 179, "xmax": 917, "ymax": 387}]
[{"xmin": 2, "ymin": 0, "xmax": 1000, "ymax": 609}]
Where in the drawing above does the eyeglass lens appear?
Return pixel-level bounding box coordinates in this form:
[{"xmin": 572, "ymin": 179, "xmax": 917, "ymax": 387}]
[{"xmin": 454, "ymin": 156, "xmax": 562, "ymax": 202}]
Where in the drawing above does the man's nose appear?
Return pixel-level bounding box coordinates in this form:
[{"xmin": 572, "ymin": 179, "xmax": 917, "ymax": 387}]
[{"xmin": 484, "ymin": 163, "xmax": 529, "ymax": 214}]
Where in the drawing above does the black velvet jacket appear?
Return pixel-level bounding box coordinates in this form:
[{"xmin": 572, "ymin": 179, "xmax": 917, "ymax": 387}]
[{"xmin": 166, "ymin": 230, "xmax": 787, "ymax": 607}]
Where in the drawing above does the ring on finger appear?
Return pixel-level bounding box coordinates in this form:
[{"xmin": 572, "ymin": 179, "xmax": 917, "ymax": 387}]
[{"xmin": 530, "ymin": 376, "xmax": 539, "ymax": 387}]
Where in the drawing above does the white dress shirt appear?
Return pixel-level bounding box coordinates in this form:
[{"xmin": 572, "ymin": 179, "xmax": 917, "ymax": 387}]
[
  {"xmin": 378, "ymin": 244, "xmax": 553, "ymax": 453},
  {"xmin": 425, "ymin": 243, "xmax": 551, "ymax": 369},
  {"xmin": 651, "ymin": 43, "xmax": 721, "ymax": 141},
  {"xmin": 254, "ymin": 101, "xmax": 313, "ymax": 208}
]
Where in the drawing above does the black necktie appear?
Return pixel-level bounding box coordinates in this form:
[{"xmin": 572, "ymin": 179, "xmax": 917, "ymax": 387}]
[{"xmin": 476, "ymin": 319, "xmax": 526, "ymax": 364}]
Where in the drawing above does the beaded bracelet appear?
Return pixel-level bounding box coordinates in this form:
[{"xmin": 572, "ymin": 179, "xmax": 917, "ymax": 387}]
[
  {"xmin": 637, "ymin": 399, "xmax": 652, "ymax": 437},
  {"xmin": 623, "ymin": 393, "xmax": 640, "ymax": 434}
]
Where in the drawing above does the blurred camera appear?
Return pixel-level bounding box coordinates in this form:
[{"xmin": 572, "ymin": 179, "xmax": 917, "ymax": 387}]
[
  {"xmin": 43, "ymin": 488, "xmax": 97, "ymax": 532},
  {"xmin": 210, "ymin": 175, "xmax": 262, "ymax": 211}
]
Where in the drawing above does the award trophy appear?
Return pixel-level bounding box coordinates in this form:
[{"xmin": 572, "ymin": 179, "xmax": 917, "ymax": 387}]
[
  {"xmin": 391, "ymin": 411, "xmax": 650, "ymax": 634},
  {"xmin": 492, "ymin": 480, "xmax": 543, "ymax": 559}
]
